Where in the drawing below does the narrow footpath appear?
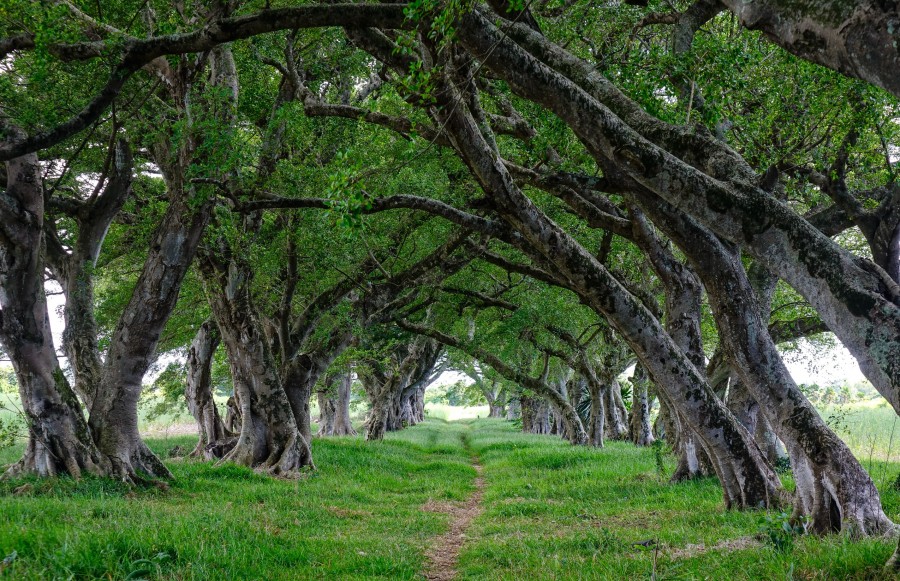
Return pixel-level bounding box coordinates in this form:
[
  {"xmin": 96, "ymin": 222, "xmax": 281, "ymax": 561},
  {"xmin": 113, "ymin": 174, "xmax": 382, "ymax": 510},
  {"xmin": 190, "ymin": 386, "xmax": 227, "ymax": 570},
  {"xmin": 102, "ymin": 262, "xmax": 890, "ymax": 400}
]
[{"xmin": 421, "ymin": 434, "xmax": 485, "ymax": 581}]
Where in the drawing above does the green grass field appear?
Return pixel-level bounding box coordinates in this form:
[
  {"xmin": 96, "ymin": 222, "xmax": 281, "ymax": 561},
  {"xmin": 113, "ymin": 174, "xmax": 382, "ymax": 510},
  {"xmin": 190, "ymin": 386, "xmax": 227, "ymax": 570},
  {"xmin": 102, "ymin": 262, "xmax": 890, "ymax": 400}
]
[{"xmin": 1, "ymin": 418, "xmax": 900, "ymax": 579}]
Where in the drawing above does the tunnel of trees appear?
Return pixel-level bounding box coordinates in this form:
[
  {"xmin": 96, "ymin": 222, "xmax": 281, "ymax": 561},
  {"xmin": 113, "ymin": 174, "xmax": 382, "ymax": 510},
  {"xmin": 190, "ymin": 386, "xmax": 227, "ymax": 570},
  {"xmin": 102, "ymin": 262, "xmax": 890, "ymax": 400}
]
[{"xmin": 2, "ymin": 0, "xmax": 900, "ymax": 572}]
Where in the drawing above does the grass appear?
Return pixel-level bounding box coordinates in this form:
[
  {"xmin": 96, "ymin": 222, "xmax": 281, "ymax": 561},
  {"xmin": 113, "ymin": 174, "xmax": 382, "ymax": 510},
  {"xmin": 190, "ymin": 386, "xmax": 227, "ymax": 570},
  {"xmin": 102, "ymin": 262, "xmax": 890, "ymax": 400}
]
[
  {"xmin": 458, "ymin": 420, "xmax": 900, "ymax": 580},
  {"xmin": 0, "ymin": 421, "xmax": 473, "ymax": 580},
  {"xmin": 1, "ymin": 416, "xmax": 900, "ymax": 579}
]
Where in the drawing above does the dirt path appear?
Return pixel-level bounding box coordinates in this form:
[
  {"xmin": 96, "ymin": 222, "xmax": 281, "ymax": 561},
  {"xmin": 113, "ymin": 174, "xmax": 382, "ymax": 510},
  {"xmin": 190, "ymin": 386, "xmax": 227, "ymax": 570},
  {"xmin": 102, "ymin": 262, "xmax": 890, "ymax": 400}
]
[{"xmin": 421, "ymin": 454, "xmax": 485, "ymax": 581}]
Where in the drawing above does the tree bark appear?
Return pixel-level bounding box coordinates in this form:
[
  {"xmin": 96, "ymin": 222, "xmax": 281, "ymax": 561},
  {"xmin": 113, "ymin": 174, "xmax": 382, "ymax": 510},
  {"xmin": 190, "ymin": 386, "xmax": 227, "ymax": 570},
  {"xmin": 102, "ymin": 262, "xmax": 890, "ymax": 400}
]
[
  {"xmin": 201, "ymin": 256, "xmax": 313, "ymax": 475},
  {"xmin": 86, "ymin": 189, "xmax": 211, "ymax": 481},
  {"xmin": 281, "ymin": 357, "xmax": 315, "ymax": 446},
  {"xmin": 412, "ymin": 387, "xmax": 426, "ymax": 423},
  {"xmin": 362, "ymin": 373, "xmax": 392, "ymax": 441},
  {"xmin": 639, "ymin": 188, "xmax": 894, "ymax": 534},
  {"xmin": 316, "ymin": 390, "xmax": 336, "ymax": 437},
  {"xmin": 628, "ymin": 364, "xmax": 655, "ymax": 447},
  {"xmin": 521, "ymin": 394, "xmax": 551, "ymax": 434},
  {"xmin": 603, "ymin": 376, "xmax": 628, "ymax": 440},
  {"xmin": 547, "ymin": 374, "xmax": 570, "ymax": 439},
  {"xmin": 719, "ymin": 0, "xmax": 900, "ymax": 100},
  {"xmin": 0, "ymin": 147, "xmax": 107, "ymax": 478},
  {"xmin": 318, "ymin": 373, "xmax": 357, "ymax": 436},
  {"xmin": 506, "ymin": 396, "xmax": 521, "ymax": 420},
  {"xmin": 586, "ymin": 376, "xmax": 606, "ymax": 448},
  {"xmin": 185, "ymin": 319, "xmax": 227, "ymax": 457},
  {"xmin": 224, "ymin": 395, "xmax": 241, "ymax": 434}
]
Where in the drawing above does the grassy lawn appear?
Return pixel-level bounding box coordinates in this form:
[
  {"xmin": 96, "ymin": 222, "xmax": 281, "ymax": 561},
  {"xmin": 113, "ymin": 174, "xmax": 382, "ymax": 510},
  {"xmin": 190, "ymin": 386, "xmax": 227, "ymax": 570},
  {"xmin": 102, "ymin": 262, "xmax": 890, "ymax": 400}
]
[
  {"xmin": 0, "ymin": 421, "xmax": 474, "ymax": 580},
  {"xmin": 1, "ymin": 418, "xmax": 900, "ymax": 579},
  {"xmin": 460, "ymin": 420, "xmax": 900, "ymax": 580}
]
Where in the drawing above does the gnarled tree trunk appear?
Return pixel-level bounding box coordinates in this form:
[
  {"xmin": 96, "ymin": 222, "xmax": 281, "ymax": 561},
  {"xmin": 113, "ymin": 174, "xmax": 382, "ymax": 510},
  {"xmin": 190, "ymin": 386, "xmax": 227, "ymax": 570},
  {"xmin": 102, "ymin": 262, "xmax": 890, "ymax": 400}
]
[
  {"xmin": 0, "ymin": 147, "xmax": 107, "ymax": 479},
  {"xmin": 201, "ymin": 256, "xmax": 313, "ymax": 475},
  {"xmin": 318, "ymin": 372, "xmax": 356, "ymax": 437},
  {"xmin": 87, "ymin": 190, "xmax": 212, "ymax": 481},
  {"xmin": 603, "ymin": 376, "xmax": 628, "ymax": 440},
  {"xmin": 640, "ymin": 188, "xmax": 894, "ymax": 534},
  {"xmin": 586, "ymin": 377, "xmax": 606, "ymax": 448},
  {"xmin": 334, "ymin": 373, "xmax": 358, "ymax": 435},
  {"xmin": 317, "ymin": 390, "xmax": 336, "ymax": 436},
  {"xmin": 185, "ymin": 319, "xmax": 228, "ymax": 457},
  {"xmin": 363, "ymin": 374, "xmax": 392, "ymax": 441},
  {"xmin": 521, "ymin": 395, "xmax": 551, "ymax": 435},
  {"xmin": 628, "ymin": 364, "xmax": 655, "ymax": 447}
]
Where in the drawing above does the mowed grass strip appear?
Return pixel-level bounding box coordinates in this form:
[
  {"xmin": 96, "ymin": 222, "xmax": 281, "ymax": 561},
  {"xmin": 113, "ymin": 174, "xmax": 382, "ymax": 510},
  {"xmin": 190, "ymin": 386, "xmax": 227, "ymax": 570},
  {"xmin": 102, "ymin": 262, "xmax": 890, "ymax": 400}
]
[
  {"xmin": 0, "ymin": 420, "xmax": 473, "ymax": 580},
  {"xmin": 457, "ymin": 419, "xmax": 900, "ymax": 580}
]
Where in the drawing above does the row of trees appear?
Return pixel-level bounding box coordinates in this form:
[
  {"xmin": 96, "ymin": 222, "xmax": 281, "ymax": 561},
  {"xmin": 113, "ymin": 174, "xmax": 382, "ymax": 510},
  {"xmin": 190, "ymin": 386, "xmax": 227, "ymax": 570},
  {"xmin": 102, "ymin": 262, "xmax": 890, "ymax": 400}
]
[{"xmin": 3, "ymin": 0, "xmax": 900, "ymax": 566}]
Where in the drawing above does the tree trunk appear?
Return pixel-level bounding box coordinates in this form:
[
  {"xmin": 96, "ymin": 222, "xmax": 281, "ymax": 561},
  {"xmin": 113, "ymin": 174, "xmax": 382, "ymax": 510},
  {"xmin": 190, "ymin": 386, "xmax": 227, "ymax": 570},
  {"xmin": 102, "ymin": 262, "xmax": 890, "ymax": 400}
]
[
  {"xmin": 361, "ymin": 369, "xmax": 394, "ymax": 441},
  {"xmin": 185, "ymin": 319, "xmax": 228, "ymax": 457},
  {"xmin": 506, "ymin": 396, "xmax": 521, "ymax": 420},
  {"xmin": 282, "ymin": 329, "xmax": 354, "ymax": 443},
  {"xmin": 547, "ymin": 375, "xmax": 570, "ymax": 439},
  {"xmin": 201, "ymin": 256, "xmax": 313, "ymax": 475},
  {"xmin": 644, "ymin": 191, "xmax": 894, "ymax": 534},
  {"xmin": 317, "ymin": 372, "xmax": 357, "ymax": 436},
  {"xmin": 412, "ymin": 387, "xmax": 426, "ymax": 424},
  {"xmin": 628, "ymin": 365, "xmax": 655, "ymax": 447},
  {"xmin": 282, "ymin": 358, "xmax": 314, "ymax": 445},
  {"xmin": 317, "ymin": 390, "xmax": 336, "ymax": 437},
  {"xmin": 224, "ymin": 395, "xmax": 241, "ymax": 434},
  {"xmin": 0, "ymin": 147, "xmax": 108, "ymax": 479},
  {"xmin": 386, "ymin": 389, "xmax": 405, "ymax": 432},
  {"xmin": 399, "ymin": 387, "xmax": 418, "ymax": 427},
  {"xmin": 521, "ymin": 395, "xmax": 551, "ymax": 434},
  {"xmin": 334, "ymin": 373, "xmax": 358, "ymax": 435},
  {"xmin": 603, "ymin": 377, "xmax": 628, "ymax": 440},
  {"xmin": 587, "ymin": 378, "xmax": 606, "ymax": 448},
  {"xmin": 87, "ymin": 190, "xmax": 213, "ymax": 481},
  {"xmin": 658, "ymin": 393, "xmax": 711, "ymax": 482},
  {"xmin": 365, "ymin": 389, "xmax": 390, "ymax": 441},
  {"xmin": 755, "ymin": 415, "xmax": 787, "ymax": 467}
]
